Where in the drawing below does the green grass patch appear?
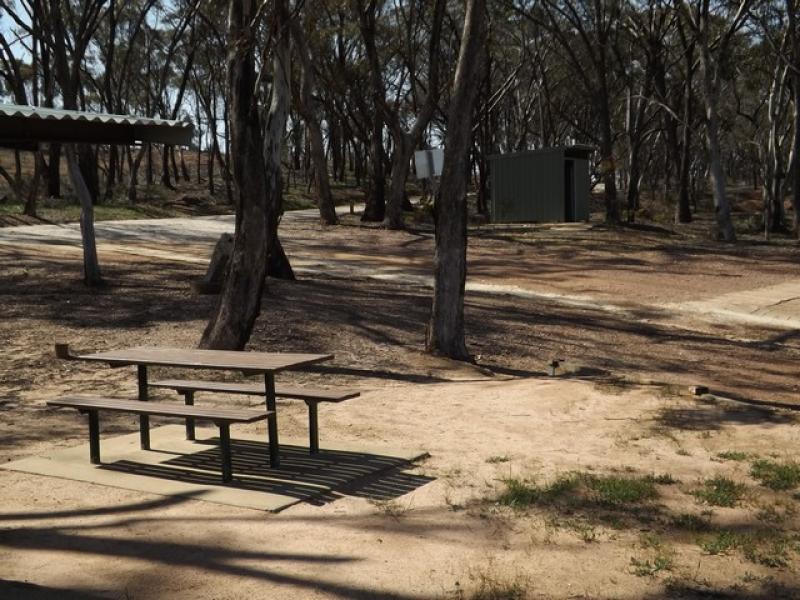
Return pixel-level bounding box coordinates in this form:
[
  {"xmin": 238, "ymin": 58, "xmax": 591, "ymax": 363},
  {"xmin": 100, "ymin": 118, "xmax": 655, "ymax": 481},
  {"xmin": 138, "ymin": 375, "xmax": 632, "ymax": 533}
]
[
  {"xmin": 700, "ymin": 530, "xmax": 741, "ymax": 555},
  {"xmin": 485, "ymin": 455, "xmax": 511, "ymax": 464},
  {"xmin": 644, "ymin": 473, "xmax": 679, "ymax": 485},
  {"xmin": 670, "ymin": 513, "xmax": 713, "ymax": 532},
  {"xmin": 631, "ymin": 535, "xmax": 674, "ymax": 577},
  {"xmin": 691, "ymin": 477, "xmax": 746, "ymax": 507},
  {"xmin": 716, "ymin": 451, "xmax": 750, "ymax": 462},
  {"xmin": 750, "ymin": 459, "xmax": 800, "ymax": 491},
  {"xmin": 497, "ymin": 472, "xmax": 658, "ymax": 511},
  {"xmin": 698, "ymin": 530, "xmax": 794, "ymax": 568},
  {"xmin": 589, "ymin": 475, "xmax": 658, "ymax": 505}
]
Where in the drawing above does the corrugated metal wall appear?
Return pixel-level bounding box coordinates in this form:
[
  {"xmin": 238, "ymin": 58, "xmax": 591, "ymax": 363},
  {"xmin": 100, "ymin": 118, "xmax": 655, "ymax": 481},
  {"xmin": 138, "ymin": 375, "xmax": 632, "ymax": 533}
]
[
  {"xmin": 489, "ymin": 148, "xmax": 590, "ymax": 223},
  {"xmin": 490, "ymin": 150, "xmax": 564, "ymax": 222}
]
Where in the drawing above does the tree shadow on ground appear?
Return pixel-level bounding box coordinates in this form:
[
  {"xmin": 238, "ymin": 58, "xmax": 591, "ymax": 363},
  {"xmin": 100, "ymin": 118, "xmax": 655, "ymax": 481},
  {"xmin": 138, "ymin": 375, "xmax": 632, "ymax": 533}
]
[
  {"xmin": 642, "ymin": 581, "xmax": 799, "ymax": 599},
  {"xmin": 0, "ymin": 579, "xmax": 116, "ymax": 600},
  {"xmin": 652, "ymin": 396, "xmax": 796, "ymax": 433},
  {"xmin": 0, "ymin": 491, "xmax": 481, "ymax": 599}
]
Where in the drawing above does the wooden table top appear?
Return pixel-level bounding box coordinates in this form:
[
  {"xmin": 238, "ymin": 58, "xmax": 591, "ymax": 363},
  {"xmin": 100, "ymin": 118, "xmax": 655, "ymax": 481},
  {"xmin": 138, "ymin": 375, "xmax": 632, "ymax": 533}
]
[{"xmin": 74, "ymin": 347, "xmax": 333, "ymax": 373}]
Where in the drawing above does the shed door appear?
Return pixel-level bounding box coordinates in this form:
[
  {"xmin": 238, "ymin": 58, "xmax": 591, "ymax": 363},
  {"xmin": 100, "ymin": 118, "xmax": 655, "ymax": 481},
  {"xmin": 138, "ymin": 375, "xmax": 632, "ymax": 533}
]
[{"xmin": 564, "ymin": 160, "xmax": 575, "ymax": 221}]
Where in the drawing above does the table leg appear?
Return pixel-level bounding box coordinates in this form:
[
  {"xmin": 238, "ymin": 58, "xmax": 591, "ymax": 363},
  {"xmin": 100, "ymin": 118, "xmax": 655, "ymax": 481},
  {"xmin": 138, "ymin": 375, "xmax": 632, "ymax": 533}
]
[
  {"xmin": 87, "ymin": 410, "xmax": 100, "ymax": 464},
  {"xmin": 219, "ymin": 423, "xmax": 232, "ymax": 483},
  {"xmin": 183, "ymin": 391, "xmax": 195, "ymax": 441},
  {"xmin": 265, "ymin": 373, "xmax": 280, "ymax": 468},
  {"xmin": 306, "ymin": 400, "xmax": 319, "ymax": 454},
  {"xmin": 138, "ymin": 365, "xmax": 150, "ymax": 450}
]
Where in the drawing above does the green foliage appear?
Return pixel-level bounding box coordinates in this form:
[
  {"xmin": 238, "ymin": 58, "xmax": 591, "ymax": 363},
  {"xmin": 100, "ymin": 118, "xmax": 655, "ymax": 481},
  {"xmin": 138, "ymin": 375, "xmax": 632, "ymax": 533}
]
[
  {"xmin": 497, "ymin": 472, "xmax": 658, "ymax": 510},
  {"xmin": 588, "ymin": 475, "xmax": 658, "ymax": 505},
  {"xmin": 670, "ymin": 513, "xmax": 713, "ymax": 532},
  {"xmin": 716, "ymin": 451, "xmax": 750, "ymax": 462},
  {"xmin": 485, "ymin": 455, "xmax": 511, "ymax": 464},
  {"xmin": 497, "ymin": 475, "xmax": 579, "ymax": 509},
  {"xmin": 698, "ymin": 530, "xmax": 794, "ymax": 568},
  {"xmin": 691, "ymin": 477, "xmax": 746, "ymax": 507},
  {"xmin": 631, "ymin": 535, "xmax": 674, "ymax": 577},
  {"xmin": 700, "ymin": 530, "xmax": 741, "ymax": 555},
  {"xmin": 750, "ymin": 459, "xmax": 800, "ymax": 491},
  {"xmin": 630, "ymin": 554, "xmax": 673, "ymax": 577},
  {"xmin": 644, "ymin": 473, "xmax": 679, "ymax": 485}
]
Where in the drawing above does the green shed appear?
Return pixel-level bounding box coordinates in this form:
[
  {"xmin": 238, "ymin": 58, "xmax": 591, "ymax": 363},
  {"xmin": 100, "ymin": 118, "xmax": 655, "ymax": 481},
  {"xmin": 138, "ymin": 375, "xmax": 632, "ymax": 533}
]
[{"xmin": 489, "ymin": 146, "xmax": 592, "ymax": 223}]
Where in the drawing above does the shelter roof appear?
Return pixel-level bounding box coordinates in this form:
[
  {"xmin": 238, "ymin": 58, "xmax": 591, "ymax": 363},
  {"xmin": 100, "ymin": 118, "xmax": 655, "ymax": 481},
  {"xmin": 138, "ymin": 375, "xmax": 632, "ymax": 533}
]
[{"xmin": 0, "ymin": 104, "xmax": 193, "ymax": 150}]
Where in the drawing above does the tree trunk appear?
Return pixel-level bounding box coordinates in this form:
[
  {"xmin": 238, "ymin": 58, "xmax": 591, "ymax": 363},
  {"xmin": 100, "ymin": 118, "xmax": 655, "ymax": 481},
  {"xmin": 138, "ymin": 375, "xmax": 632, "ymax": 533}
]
[
  {"xmin": 358, "ymin": 1, "xmax": 386, "ymax": 222},
  {"xmin": 793, "ymin": 79, "xmax": 800, "ymax": 236},
  {"xmin": 128, "ymin": 146, "xmax": 146, "ymax": 203},
  {"xmin": 47, "ymin": 143, "xmax": 62, "ymax": 197},
  {"xmin": 688, "ymin": 2, "xmax": 737, "ymax": 241},
  {"xmin": 161, "ymin": 145, "xmax": 175, "ymax": 189},
  {"xmin": 23, "ymin": 150, "xmax": 44, "ymax": 217},
  {"xmin": 382, "ymin": 0, "xmax": 447, "ymax": 229},
  {"xmin": 66, "ymin": 145, "xmax": 104, "ymax": 286},
  {"xmin": 385, "ymin": 132, "xmax": 414, "ymax": 228},
  {"xmin": 788, "ymin": 0, "xmax": 800, "ymax": 236},
  {"xmin": 426, "ymin": 0, "xmax": 486, "ymax": 361},
  {"xmin": 599, "ymin": 95, "xmax": 620, "ymax": 224},
  {"xmin": 200, "ymin": 0, "xmax": 286, "ymax": 350},
  {"xmin": 290, "ymin": 19, "xmax": 337, "ymax": 225},
  {"xmin": 677, "ymin": 52, "xmax": 694, "ymax": 223},
  {"xmin": 104, "ymin": 145, "xmax": 118, "ymax": 202}
]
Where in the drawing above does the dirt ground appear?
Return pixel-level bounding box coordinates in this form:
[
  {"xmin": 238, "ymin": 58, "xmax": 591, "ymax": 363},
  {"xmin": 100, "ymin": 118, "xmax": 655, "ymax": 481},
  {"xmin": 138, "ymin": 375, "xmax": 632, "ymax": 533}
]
[{"xmin": 1, "ymin": 210, "xmax": 799, "ymax": 598}]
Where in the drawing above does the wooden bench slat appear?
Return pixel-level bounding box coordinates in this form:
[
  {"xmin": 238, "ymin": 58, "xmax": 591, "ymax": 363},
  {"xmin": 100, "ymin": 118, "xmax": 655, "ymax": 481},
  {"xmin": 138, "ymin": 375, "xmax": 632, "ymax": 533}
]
[
  {"xmin": 48, "ymin": 396, "xmax": 268, "ymax": 423},
  {"xmin": 150, "ymin": 379, "xmax": 361, "ymax": 402}
]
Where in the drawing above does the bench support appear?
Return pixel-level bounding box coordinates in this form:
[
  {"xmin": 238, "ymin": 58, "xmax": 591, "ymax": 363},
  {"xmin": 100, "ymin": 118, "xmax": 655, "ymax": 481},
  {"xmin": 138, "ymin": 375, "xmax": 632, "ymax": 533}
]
[
  {"xmin": 218, "ymin": 423, "xmax": 232, "ymax": 483},
  {"xmin": 87, "ymin": 410, "xmax": 100, "ymax": 464},
  {"xmin": 183, "ymin": 391, "xmax": 195, "ymax": 441},
  {"xmin": 305, "ymin": 401, "xmax": 319, "ymax": 454},
  {"xmin": 137, "ymin": 365, "xmax": 150, "ymax": 450},
  {"xmin": 265, "ymin": 373, "xmax": 280, "ymax": 468}
]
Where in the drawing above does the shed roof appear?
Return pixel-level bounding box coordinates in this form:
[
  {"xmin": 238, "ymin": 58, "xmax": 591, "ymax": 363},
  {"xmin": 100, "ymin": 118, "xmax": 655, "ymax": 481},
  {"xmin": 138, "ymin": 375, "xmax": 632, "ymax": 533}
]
[
  {"xmin": 0, "ymin": 104, "xmax": 194, "ymax": 150},
  {"xmin": 489, "ymin": 145, "xmax": 594, "ymax": 161}
]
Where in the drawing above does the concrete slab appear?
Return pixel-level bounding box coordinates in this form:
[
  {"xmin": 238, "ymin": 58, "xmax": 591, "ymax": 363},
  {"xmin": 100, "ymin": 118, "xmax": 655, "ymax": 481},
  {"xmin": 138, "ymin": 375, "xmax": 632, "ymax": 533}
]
[{"xmin": 1, "ymin": 425, "xmax": 429, "ymax": 512}]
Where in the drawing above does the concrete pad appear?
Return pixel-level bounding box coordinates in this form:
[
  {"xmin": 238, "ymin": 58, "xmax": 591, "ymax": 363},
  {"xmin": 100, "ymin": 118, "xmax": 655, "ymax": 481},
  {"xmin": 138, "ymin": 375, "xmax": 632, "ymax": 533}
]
[{"xmin": 1, "ymin": 425, "xmax": 429, "ymax": 512}]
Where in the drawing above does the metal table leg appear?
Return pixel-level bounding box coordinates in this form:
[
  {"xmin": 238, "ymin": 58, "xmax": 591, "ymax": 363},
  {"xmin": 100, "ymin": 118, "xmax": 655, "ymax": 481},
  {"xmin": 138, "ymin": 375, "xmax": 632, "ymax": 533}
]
[
  {"xmin": 264, "ymin": 373, "xmax": 280, "ymax": 468},
  {"xmin": 137, "ymin": 365, "xmax": 150, "ymax": 450}
]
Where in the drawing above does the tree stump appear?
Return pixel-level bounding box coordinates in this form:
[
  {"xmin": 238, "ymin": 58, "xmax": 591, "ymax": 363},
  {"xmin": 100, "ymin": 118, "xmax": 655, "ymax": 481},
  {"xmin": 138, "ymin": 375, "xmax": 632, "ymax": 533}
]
[
  {"xmin": 194, "ymin": 233, "xmax": 295, "ymax": 295},
  {"xmin": 194, "ymin": 233, "xmax": 234, "ymax": 294}
]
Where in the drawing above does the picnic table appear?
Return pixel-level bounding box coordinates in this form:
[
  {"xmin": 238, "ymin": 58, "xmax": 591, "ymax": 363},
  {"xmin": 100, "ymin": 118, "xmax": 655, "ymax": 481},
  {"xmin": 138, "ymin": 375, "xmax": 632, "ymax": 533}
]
[{"xmin": 55, "ymin": 344, "xmax": 332, "ymax": 468}]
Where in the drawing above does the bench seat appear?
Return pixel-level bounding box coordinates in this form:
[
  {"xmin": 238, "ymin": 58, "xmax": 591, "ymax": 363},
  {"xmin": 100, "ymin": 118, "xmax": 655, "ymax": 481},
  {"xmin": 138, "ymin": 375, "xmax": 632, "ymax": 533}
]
[
  {"xmin": 150, "ymin": 379, "xmax": 360, "ymax": 402},
  {"xmin": 149, "ymin": 379, "xmax": 360, "ymax": 452},
  {"xmin": 48, "ymin": 396, "xmax": 269, "ymax": 482}
]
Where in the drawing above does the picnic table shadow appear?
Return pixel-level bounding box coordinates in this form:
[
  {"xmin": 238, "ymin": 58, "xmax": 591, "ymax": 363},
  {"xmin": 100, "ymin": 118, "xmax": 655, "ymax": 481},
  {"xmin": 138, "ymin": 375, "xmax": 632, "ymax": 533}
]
[{"xmin": 99, "ymin": 438, "xmax": 433, "ymax": 506}]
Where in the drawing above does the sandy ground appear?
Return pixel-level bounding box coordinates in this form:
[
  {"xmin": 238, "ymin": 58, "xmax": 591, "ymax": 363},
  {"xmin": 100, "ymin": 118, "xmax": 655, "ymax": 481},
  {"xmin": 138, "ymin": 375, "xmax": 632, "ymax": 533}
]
[{"xmin": 1, "ymin": 210, "xmax": 800, "ymax": 598}]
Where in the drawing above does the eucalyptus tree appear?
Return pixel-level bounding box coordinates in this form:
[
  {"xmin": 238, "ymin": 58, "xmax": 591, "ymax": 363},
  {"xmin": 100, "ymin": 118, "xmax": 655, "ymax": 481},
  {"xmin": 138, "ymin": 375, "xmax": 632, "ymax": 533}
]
[
  {"xmin": 379, "ymin": 0, "xmax": 447, "ymax": 230},
  {"xmin": 427, "ymin": 0, "xmax": 486, "ymax": 360},
  {"xmin": 679, "ymin": 0, "xmax": 755, "ymax": 241},
  {"xmin": 511, "ymin": 0, "xmax": 624, "ymax": 223},
  {"xmin": 290, "ymin": 11, "xmax": 338, "ymax": 224},
  {"xmin": 2, "ymin": 0, "xmax": 109, "ymax": 284},
  {"xmin": 789, "ymin": 0, "xmax": 800, "ymax": 235},
  {"xmin": 200, "ymin": 0, "xmax": 290, "ymax": 349}
]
